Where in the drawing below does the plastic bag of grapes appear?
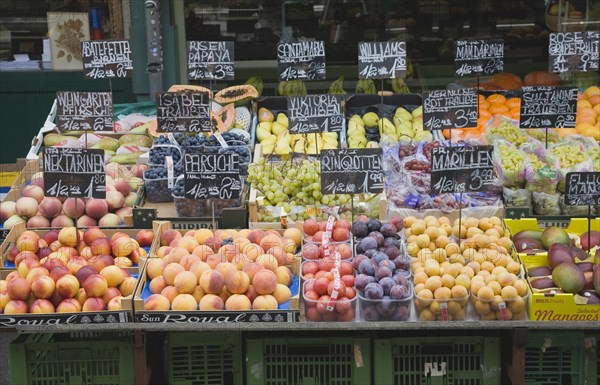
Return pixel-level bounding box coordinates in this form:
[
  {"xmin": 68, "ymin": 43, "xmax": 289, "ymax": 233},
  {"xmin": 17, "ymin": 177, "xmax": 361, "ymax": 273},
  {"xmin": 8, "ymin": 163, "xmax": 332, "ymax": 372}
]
[
  {"xmin": 549, "ymin": 138, "xmax": 594, "ymax": 192},
  {"xmin": 493, "ymin": 139, "xmax": 528, "ymax": 188},
  {"xmin": 520, "ymin": 140, "xmax": 559, "ymax": 194},
  {"xmin": 559, "ymin": 195, "xmax": 589, "ymax": 216},
  {"xmin": 485, "ymin": 116, "xmax": 529, "ymax": 147},
  {"xmin": 532, "ymin": 191, "xmax": 561, "ymax": 215},
  {"xmin": 503, "ymin": 187, "xmax": 532, "ymax": 208}
]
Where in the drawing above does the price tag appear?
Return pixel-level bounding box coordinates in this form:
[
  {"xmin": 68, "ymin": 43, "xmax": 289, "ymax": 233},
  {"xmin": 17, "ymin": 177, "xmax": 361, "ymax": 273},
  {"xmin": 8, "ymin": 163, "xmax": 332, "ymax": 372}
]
[
  {"xmin": 56, "ymin": 91, "xmax": 113, "ymax": 132},
  {"xmin": 548, "ymin": 31, "xmax": 599, "ymax": 73},
  {"xmin": 187, "ymin": 41, "xmax": 234, "ymax": 81},
  {"xmin": 81, "ymin": 40, "xmax": 133, "ymax": 79},
  {"xmin": 422, "ymin": 88, "xmax": 478, "ymax": 130},
  {"xmin": 184, "ymin": 153, "xmax": 241, "ymax": 200},
  {"xmin": 288, "ymin": 95, "xmax": 342, "ymax": 134},
  {"xmin": 358, "ymin": 41, "xmax": 407, "ymax": 79},
  {"xmin": 564, "ymin": 172, "xmax": 600, "ymax": 206},
  {"xmin": 156, "ymin": 92, "xmax": 211, "ymax": 133},
  {"xmin": 455, "ymin": 39, "xmax": 504, "ymax": 76},
  {"xmin": 519, "ymin": 86, "xmax": 577, "ymax": 129},
  {"xmin": 320, "ymin": 148, "xmax": 384, "ymax": 195},
  {"xmin": 277, "ymin": 41, "xmax": 326, "ymax": 81},
  {"xmin": 43, "ymin": 148, "xmax": 106, "ymax": 198},
  {"xmin": 430, "ymin": 145, "xmax": 495, "ymax": 194}
]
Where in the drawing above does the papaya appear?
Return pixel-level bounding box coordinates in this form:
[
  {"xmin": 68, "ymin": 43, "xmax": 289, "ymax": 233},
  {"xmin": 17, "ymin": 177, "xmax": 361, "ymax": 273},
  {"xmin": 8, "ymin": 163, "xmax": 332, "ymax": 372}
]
[
  {"xmin": 211, "ymin": 103, "xmax": 235, "ymax": 132},
  {"xmin": 214, "ymin": 85, "xmax": 258, "ymax": 105},
  {"xmin": 167, "ymin": 84, "xmax": 212, "ymax": 98}
]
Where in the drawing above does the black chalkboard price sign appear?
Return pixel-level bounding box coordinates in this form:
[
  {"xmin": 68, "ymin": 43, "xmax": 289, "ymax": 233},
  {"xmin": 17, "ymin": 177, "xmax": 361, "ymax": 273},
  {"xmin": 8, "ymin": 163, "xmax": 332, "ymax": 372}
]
[
  {"xmin": 43, "ymin": 148, "xmax": 106, "ymax": 199},
  {"xmin": 156, "ymin": 92, "xmax": 211, "ymax": 133},
  {"xmin": 56, "ymin": 91, "xmax": 113, "ymax": 132},
  {"xmin": 187, "ymin": 41, "xmax": 234, "ymax": 81},
  {"xmin": 430, "ymin": 145, "xmax": 495, "ymax": 194},
  {"xmin": 184, "ymin": 153, "xmax": 242, "ymax": 200},
  {"xmin": 519, "ymin": 86, "xmax": 577, "ymax": 129},
  {"xmin": 422, "ymin": 88, "xmax": 478, "ymax": 130},
  {"xmin": 277, "ymin": 41, "xmax": 326, "ymax": 81},
  {"xmin": 358, "ymin": 41, "xmax": 407, "ymax": 79},
  {"xmin": 81, "ymin": 40, "xmax": 133, "ymax": 79},
  {"xmin": 455, "ymin": 39, "xmax": 504, "ymax": 76},
  {"xmin": 549, "ymin": 31, "xmax": 600, "ymax": 73},
  {"xmin": 288, "ymin": 95, "xmax": 343, "ymax": 134},
  {"xmin": 320, "ymin": 148, "xmax": 384, "ymax": 195},
  {"xmin": 564, "ymin": 172, "xmax": 600, "ymax": 206}
]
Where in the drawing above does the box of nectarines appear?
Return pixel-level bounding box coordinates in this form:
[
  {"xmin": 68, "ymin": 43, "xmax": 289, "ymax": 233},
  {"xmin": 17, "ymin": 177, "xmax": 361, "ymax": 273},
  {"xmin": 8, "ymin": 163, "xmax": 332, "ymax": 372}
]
[{"xmin": 129, "ymin": 224, "xmax": 301, "ymax": 323}]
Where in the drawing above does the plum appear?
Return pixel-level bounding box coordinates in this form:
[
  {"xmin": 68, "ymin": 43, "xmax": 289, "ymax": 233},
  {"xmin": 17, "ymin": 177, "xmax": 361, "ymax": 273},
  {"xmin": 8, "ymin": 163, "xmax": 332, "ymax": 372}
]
[
  {"xmin": 361, "ymin": 304, "xmax": 380, "ymax": 321},
  {"xmin": 372, "ymin": 251, "xmax": 389, "ymax": 265},
  {"xmin": 376, "ymin": 297, "xmax": 397, "ymax": 317},
  {"xmin": 364, "ymin": 249, "xmax": 377, "ymax": 258},
  {"xmin": 364, "ymin": 283, "xmax": 384, "ymax": 299},
  {"xmin": 390, "ymin": 284, "xmax": 409, "ymax": 299},
  {"xmin": 352, "ymin": 255, "xmax": 367, "ymax": 270},
  {"xmin": 378, "ymin": 277, "xmax": 396, "ymax": 295},
  {"xmin": 355, "ymin": 274, "xmax": 374, "ymax": 291},
  {"xmin": 352, "ymin": 221, "xmax": 369, "ymax": 238},
  {"xmin": 384, "ymin": 246, "xmax": 401, "ymax": 259},
  {"xmin": 378, "ymin": 260, "xmax": 396, "ymax": 272},
  {"xmin": 392, "ymin": 275, "xmax": 409, "ymax": 287},
  {"xmin": 375, "ymin": 267, "xmax": 393, "ymax": 281},
  {"xmin": 393, "ymin": 256, "xmax": 410, "ymax": 271},
  {"xmin": 380, "ymin": 223, "xmax": 397, "ymax": 238},
  {"xmin": 391, "ymin": 305, "xmax": 410, "ymax": 321},
  {"xmin": 389, "ymin": 217, "xmax": 404, "ymax": 232},
  {"xmin": 369, "ymin": 231, "xmax": 385, "ymax": 246},
  {"xmin": 367, "ymin": 218, "xmax": 382, "ymax": 232},
  {"xmin": 358, "ymin": 259, "xmax": 376, "ymax": 276},
  {"xmin": 383, "ymin": 237, "xmax": 401, "ymax": 249},
  {"xmin": 359, "ymin": 237, "xmax": 377, "ymax": 251}
]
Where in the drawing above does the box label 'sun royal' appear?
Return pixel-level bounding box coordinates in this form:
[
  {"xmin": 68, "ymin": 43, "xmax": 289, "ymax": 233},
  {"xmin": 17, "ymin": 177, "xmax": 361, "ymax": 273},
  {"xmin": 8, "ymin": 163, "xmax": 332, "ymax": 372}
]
[
  {"xmin": 0, "ymin": 311, "xmax": 130, "ymax": 328},
  {"xmin": 136, "ymin": 310, "xmax": 299, "ymax": 323}
]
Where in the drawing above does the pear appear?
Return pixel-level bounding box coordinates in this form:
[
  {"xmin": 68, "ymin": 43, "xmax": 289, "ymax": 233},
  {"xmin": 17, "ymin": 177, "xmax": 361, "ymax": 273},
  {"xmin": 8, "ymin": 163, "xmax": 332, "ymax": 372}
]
[
  {"xmin": 416, "ymin": 131, "xmax": 433, "ymax": 142},
  {"xmin": 412, "ymin": 119, "xmax": 424, "ymax": 131},
  {"xmin": 277, "ymin": 132, "xmax": 292, "ymax": 145},
  {"xmin": 397, "ymin": 125, "xmax": 414, "ymax": 139},
  {"xmin": 366, "ymin": 141, "xmax": 379, "ymax": 148},
  {"xmin": 261, "ymin": 135, "xmax": 277, "ymax": 145},
  {"xmin": 276, "ymin": 113, "xmax": 289, "ymax": 127},
  {"xmin": 258, "ymin": 107, "xmax": 274, "ymax": 123},
  {"xmin": 412, "ymin": 105, "xmax": 423, "ymax": 117},
  {"xmin": 272, "ymin": 122, "xmax": 288, "ymax": 136},
  {"xmin": 378, "ymin": 118, "xmax": 396, "ymax": 135},
  {"xmin": 322, "ymin": 142, "xmax": 337, "ymax": 150},
  {"xmin": 258, "ymin": 121, "xmax": 272, "ymax": 132},
  {"xmin": 394, "ymin": 107, "xmax": 412, "ymax": 121},
  {"xmin": 348, "ymin": 120, "xmax": 366, "ymax": 135},
  {"xmin": 322, "ymin": 132, "xmax": 338, "ymax": 140},
  {"xmin": 275, "ymin": 144, "xmax": 292, "ymax": 155},
  {"xmin": 262, "ymin": 143, "xmax": 275, "ymax": 154},
  {"xmin": 362, "ymin": 112, "xmax": 379, "ymax": 127},
  {"xmin": 349, "ymin": 115, "xmax": 365, "ymax": 126},
  {"xmin": 256, "ymin": 125, "xmax": 272, "ymax": 142}
]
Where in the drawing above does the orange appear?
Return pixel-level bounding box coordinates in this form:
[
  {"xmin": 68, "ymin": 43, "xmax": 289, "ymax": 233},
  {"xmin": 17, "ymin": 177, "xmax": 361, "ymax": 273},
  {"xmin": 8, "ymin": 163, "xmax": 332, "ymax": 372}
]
[
  {"xmin": 478, "ymin": 94, "xmax": 487, "ymax": 103},
  {"xmin": 479, "ymin": 100, "xmax": 491, "ymax": 110},
  {"xmin": 489, "ymin": 103, "xmax": 510, "ymax": 115},
  {"xmin": 508, "ymin": 108, "xmax": 520, "ymax": 119},
  {"xmin": 506, "ymin": 98, "xmax": 521, "ymax": 109},
  {"xmin": 593, "ymin": 104, "xmax": 600, "ymax": 115},
  {"xmin": 584, "ymin": 86, "xmax": 600, "ymax": 99},
  {"xmin": 487, "ymin": 94, "xmax": 506, "ymax": 104},
  {"xmin": 588, "ymin": 94, "xmax": 600, "ymax": 107},
  {"xmin": 479, "ymin": 109, "xmax": 492, "ymax": 120},
  {"xmin": 577, "ymin": 115, "xmax": 596, "ymax": 125},
  {"xmin": 555, "ymin": 128, "xmax": 578, "ymax": 137},
  {"xmin": 477, "ymin": 118, "xmax": 489, "ymax": 129},
  {"xmin": 578, "ymin": 100, "xmax": 593, "ymax": 109}
]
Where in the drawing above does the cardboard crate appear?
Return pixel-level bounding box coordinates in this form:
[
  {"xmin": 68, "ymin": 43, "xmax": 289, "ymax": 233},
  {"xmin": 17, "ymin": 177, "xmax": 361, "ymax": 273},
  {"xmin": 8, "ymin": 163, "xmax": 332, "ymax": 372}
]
[
  {"xmin": 505, "ymin": 218, "xmax": 600, "ymax": 268},
  {"xmin": 130, "ymin": 222, "xmax": 301, "ymax": 323},
  {"xmin": 0, "ymin": 221, "xmax": 163, "ymax": 269}
]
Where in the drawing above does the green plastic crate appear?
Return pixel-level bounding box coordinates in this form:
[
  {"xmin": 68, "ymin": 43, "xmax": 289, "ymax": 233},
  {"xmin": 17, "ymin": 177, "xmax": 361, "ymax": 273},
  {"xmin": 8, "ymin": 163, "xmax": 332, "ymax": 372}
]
[
  {"xmin": 374, "ymin": 336, "xmax": 501, "ymax": 385},
  {"xmin": 166, "ymin": 332, "xmax": 243, "ymax": 385},
  {"xmin": 525, "ymin": 332, "xmax": 597, "ymax": 385},
  {"xmin": 246, "ymin": 337, "xmax": 371, "ymax": 385},
  {"xmin": 9, "ymin": 333, "xmax": 135, "ymax": 385}
]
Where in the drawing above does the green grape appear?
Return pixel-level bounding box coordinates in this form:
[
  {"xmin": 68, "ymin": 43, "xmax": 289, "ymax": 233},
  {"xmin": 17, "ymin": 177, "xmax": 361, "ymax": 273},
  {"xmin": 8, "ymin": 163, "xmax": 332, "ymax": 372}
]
[{"xmin": 550, "ymin": 144, "xmax": 587, "ymax": 169}]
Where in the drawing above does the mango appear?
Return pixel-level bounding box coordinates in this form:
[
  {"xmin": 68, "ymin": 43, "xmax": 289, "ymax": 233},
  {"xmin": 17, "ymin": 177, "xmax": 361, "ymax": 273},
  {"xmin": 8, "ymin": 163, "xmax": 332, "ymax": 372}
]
[
  {"xmin": 530, "ymin": 276, "xmax": 556, "ymax": 290},
  {"xmin": 541, "ymin": 227, "xmax": 570, "ymax": 250},
  {"xmin": 512, "ymin": 230, "xmax": 543, "ymax": 242},
  {"xmin": 527, "ymin": 266, "xmax": 552, "ymax": 277},
  {"xmin": 580, "ymin": 230, "xmax": 600, "ymax": 251},
  {"xmin": 552, "ymin": 263, "xmax": 585, "ymax": 293},
  {"xmin": 548, "ymin": 243, "xmax": 574, "ymax": 269},
  {"xmin": 594, "ymin": 264, "xmax": 600, "ymax": 294},
  {"xmin": 514, "ymin": 238, "xmax": 542, "ymax": 253}
]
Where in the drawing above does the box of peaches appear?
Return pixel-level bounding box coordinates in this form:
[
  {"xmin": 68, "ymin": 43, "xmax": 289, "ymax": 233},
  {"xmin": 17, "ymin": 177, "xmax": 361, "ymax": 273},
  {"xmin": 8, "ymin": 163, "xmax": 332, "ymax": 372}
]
[
  {"xmin": 0, "ymin": 222, "xmax": 159, "ymax": 328},
  {"xmin": 130, "ymin": 222, "xmax": 301, "ymax": 323}
]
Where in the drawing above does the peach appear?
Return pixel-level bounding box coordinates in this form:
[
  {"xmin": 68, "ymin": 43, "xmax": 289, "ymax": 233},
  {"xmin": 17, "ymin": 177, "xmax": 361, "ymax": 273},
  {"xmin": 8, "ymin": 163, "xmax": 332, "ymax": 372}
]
[
  {"xmin": 1, "ymin": 290, "xmax": 10, "ymax": 310},
  {"xmin": 283, "ymin": 228, "xmax": 302, "ymax": 248},
  {"xmin": 15, "ymin": 196, "xmax": 38, "ymax": 217},
  {"xmin": 0, "ymin": 201, "xmax": 16, "ymax": 221},
  {"xmin": 6, "ymin": 245, "xmax": 19, "ymax": 263},
  {"xmin": 252, "ymin": 295, "xmax": 278, "ymax": 310},
  {"xmin": 206, "ymin": 254, "xmax": 226, "ymax": 269},
  {"xmin": 115, "ymin": 207, "xmax": 133, "ymax": 224},
  {"xmin": 149, "ymin": 276, "xmax": 167, "ymax": 294},
  {"xmin": 56, "ymin": 274, "xmax": 80, "ymax": 298},
  {"xmin": 91, "ymin": 238, "xmax": 112, "ymax": 255},
  {"xmin": 233, "ymin": 238, "xmax": 251, "ymax": 252},
  {"xmin": 191, "ymin": 285, "xmax": 204, "ymax": 302},
  {"xmin": 135, "ymin": 230, "xmax": 154, "ymax": 248},
  {"xmin": 41, "ymin": 255, "xmax": 66, "ymax": 271},
  {"xmin": 58, "ymin": 227, "xmax": 79, "ymax": 248},
  {"xmin": 199, "ymin": 293, "xmax": 224, "ymax": 310},
  {"xmin": 86, "ymin": 255, "xmax": 109, "ymax": 272},
  {"xmin": 224, "ymin": 271, "xmax": 250, "ymax": 294},
  {"xmin": 124, "ymin": 192, "xmax": 138, "ymax": 207},
  {"xmin": 272, "ymin": 284, "xmax": 291, "ymax": 304},
  {"xmin": 332, "ymin": 228, "xmax": 350, "ymax": 242},
  {"xmin": 119, "ymin": 277, "xmax": 137, "ymax": 296},
  {"xmin": 166, "ymin": 247, "xmax": 188, "ymax": 264},
  {"xmin": 75, "ymin": 288, "xmax": 88, "ymax": 306},
  {"xmin": 111, "ymin": 236, "xmax": 136, "ymax": 258},
  {"xmin": 65, "ymin": 256, "xmax": 85, "ymax": 275},
  {"xmin": 253, "ymin": 270, "xmax": 278, "ymax": 295},
  {"xmin": 161, "ymin": 229, "xmax": 182, "ymax": 246},
  {"xmin": 7, "ymin": 277, "xmax": 31, "ymax": 300},
  {"xmin": 157, "ymin": 245, "xmax": 172, "ymax": 259},
  {"xmin": 174, "ymin": 271, "xmax": 198, "ymax": 294},
  {"xmin": 31, "ymin": 275, "xmax": 55, "ymax": 299},
  {"xmin": 27, "ymin": 215, "xmax": 50, "ymax": 228},
  {"xmin": 231, "ymin": 254, "xmax": 249, "ymax": 270},
  {"xmin": 204, "ymin": 237, "xmax": 222, "ymax": 251},
  {"xmin": 57, "ymin": 298, "xmax": 81, "ymax": 312},
  {"xmin": 146, "ymin": 259, "xmax": 166, "ymax": 279},
  {"xmin": 163, "ymin": 263, "xmax": 185, "ymax": 285},
  {"xmin": 51, "ymin": 215, "xmax": 75, "ymax": 228},
  {"xmin": 171, "ymin": 294, "xmax": 198, "ymax": 311},
  {"xmin": 105, "ymin": 191, "xmax": 125, "ymax": 211},
  {"xmin": 17, "ymin": 258, "xmax": 41, "ymax": 278},
  {"xmin": 241, "ymin": 244, "xmax": 262, "ymax": 261},
  {"xmin": 37, "ymin": 197, "xmax": 62, "ymax": 219},
  {"xmin": 280, "ymin": 238, "xmax": 297, "ymax": 255},
  {"xmin": 99, "ymin": 213, "xmax": 121, "ymax": 227},
  {"xmin": 217, "ymin": 288, "xmax": 230, "ymax": 303},
  {"xmin": 42, "ymin": 230, "xmax": 59, "ymax": 245},
  {"xmin": 25, "ymin": 266, "xmax": 50, "ymax": 285},
  {"xmin": 247, "ymin": 229, "xmax": 266, "ymax": 245},
  {"xmin": 193, "ymin": 229, "xmax": 213, "ymax": 245},
  {"xmin": 100, "ymin": 265, "xmax": 125, "ymax": 287},
  {"xmin": 79, "ymin": 246, "xmax": 93, "ymax": 260},
  {"xmin": 266, "ymin": 246, "xmax": 290, "ymax": 266},
  {"xmin": 178, "ymin": 236, "xmax": 199, "ymax": 253},
  {"xmin": 192, "ymin": 245, "xmax": 214, "ymax": 261},
  {"xmin": 22, "ymin": 185, "xmax": 44, "ymax": 203},
  {"xmin": 4, "ymin": 299, "xmax": 28, "ymax": 314},
  {"xmin": 83, "ymin": 274, "xmax": 108, "ymax": 298},
  {"xmin": 15, "ymin": 251, "xmax": 39, "ymax": 268},
  {"xmin": 189, "ymin": 261, "xmax": 211, "ymax": 280},
  {"xmin": 225, "ymin": 294, "xmax": 251, "ymax": 310},
  {"xmin": 218, "ymin": 244, "xmax": 240, "ymax": 262},
  {"xmin": 242, "ymin": 263, "xmax": 263, "ymax": 284},
  {"xmin": 5, "ymin": 271, "xmax": 20, "ymax": 283},
  {"xmin": 256, "ymin": 254, "xmax": 279, "ymax": 272},
  {"xmin": 244, "ymin": 285, "xmax": 258, "ymax": 303},
  {"xmin": 215, "ymin": 262, "xmax": 237, "ymax": 279},
  {"xmin": 76, "ymin": 215, "xmax": 97, "ymax": 227},
  {"xmin": 107, "ymin": 296, "xmax": 123, "ymax": 310},
  {"xmin": 57, "ymin": 246, "xmax": 78, "ymax": 260},
  {"xmin": 103, "ymin": 287, "xmax": 121, "ymax": 304},
  {"xmin": 82, "ymin": 227, "xmax": 107, "ymax": 245},
  {"xmin": 114, "ymin": 179, "xmax": 131, "ymax": 197},
  {"xmin": 85, "ymin": 199, "xmax": 109, "ymax": 219},
  {"xmin": 199, "ymin": 270, "xmax": 224, "ymax": 294},
  {"xmin": 275, "ymin": 266, "xmax": 293, "ymax": 286},
  {"xmin": 82, "ymin": 297, "xmax": 106, "ymax": 312},
  {"xmin": 259, "ymin": 234, "xmax": 283, "ymax": 253},
  {"xmin": 17, "ymin": 236, "xmax": 39, "ymax": 253},
  {"xmin": 63, "ymin": 198, "xmax": 85, "ymax": 219},
  {"xmin": 161, "ymin": 286, "xmax": 179, "ymax": 303},
  {"xmin": 50, "ymin": 266, "xmax": 70, "ymax": 281},
  {"xmin": 179, "ymin": 254, "xmax": 200, "ymax": 270}
]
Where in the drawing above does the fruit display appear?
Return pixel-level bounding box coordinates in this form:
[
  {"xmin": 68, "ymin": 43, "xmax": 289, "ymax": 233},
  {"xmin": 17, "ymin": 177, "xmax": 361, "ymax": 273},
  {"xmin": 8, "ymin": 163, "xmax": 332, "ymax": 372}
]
[
  {"xmin": 256, "ymin": 106, "xmax": 339, "ymax": 154},
  {"xmin": 469, "ymin": 268, "xmax": 529, "ymax": 320},
  {"xmin": 486, "ymin": 117, "xmax": 530, "ymax": 147},
  {"xmin": 0, "ymin": 166, "xmax": 140, "ymax": 229},
  {"xmin": 140, "ymin": 227, "xmax": 298, "ymax": 312},
  {"xmin": 303, "ymin": 278, "xmax": 356, "ymax": 322},
  {"xmin": 301, "ymin": 218, "xmax": 353, "ymax": 261},
  {"xmin": 512, "ymin": 227, "xmax": 599, "ymax": 254},
  {"xmin": 575, "ymin": 86, "xmax": 600, "ymax": 140}
]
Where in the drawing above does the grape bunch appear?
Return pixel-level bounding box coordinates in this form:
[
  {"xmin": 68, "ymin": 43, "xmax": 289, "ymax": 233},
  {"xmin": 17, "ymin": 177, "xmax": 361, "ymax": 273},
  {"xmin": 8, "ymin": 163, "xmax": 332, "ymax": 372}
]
[
  {"xmin": 404, "ymin": 159, "xmax": 431, "ymax": 173},
  {"xmin": 143, "ymin": 164, "xmax": 183, "ymax": 203},
  {"xmin": 550, "ymin": 144, "xmax": 589, "ymax": 169},
  {"xmin": 422, "ymin": 142, "xmax": 441, "ymax": 162},
  {"xmin": 149, "ymin": 145, "xmax": 182, "ymax": 166},
  {"xmin": 588, "ymin": 146, "xmax": 600, "ymax": 171},
  {"xmin": 498, "ymin": 143, "xmax": 525, "ymax": 174},
  {"xmin": 489, "ymin": 121, "xmax": 529, "ymax": 147},
  {"xmin": 398, "ymin": 143, "xmax": 417, "ymax": 158}
]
